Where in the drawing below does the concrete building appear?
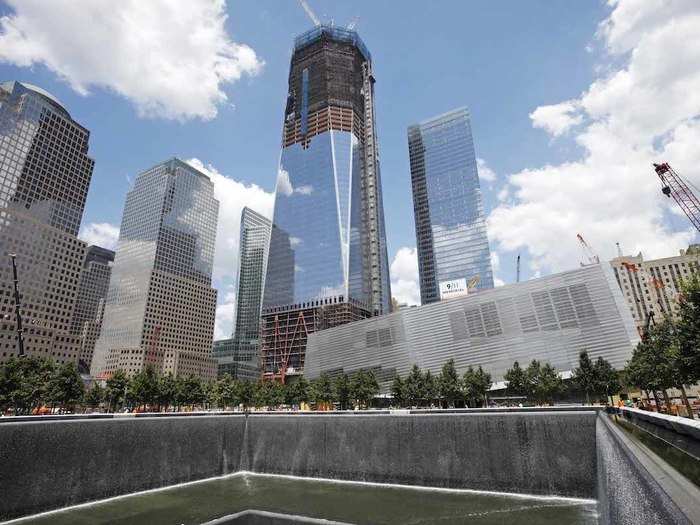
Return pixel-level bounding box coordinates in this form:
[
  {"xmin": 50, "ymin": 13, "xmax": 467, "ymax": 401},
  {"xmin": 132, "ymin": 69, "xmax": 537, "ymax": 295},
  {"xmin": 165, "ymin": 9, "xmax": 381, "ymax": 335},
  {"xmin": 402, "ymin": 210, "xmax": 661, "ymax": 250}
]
[
  {"xmin": 214, "ymin": 207, "xmax": 270, "ymax": 380},
  {"xmin": 261, "ymin": 25, "xmax": 392, "ymax": 380},
  {"xmin": 305, "ymin": 264, "xmax": 639, "ymax": 391},
  {"xmin": 408, "ymin": 108, "xmax": 494, "ymax": 304},
  {"xmin": 610, "ymin": 244, "xmax": 700, "ymax": 330},
  {"xmin": 91, "ymin": 159, "xmax": 219, "ymax": 380},
  {"xmin": 0, "ymin": 81, "xmax": 95, "ymax": 364},
  {"xmin": 70, "ymin": 245, "xmax": 114, "ymax": 370}
]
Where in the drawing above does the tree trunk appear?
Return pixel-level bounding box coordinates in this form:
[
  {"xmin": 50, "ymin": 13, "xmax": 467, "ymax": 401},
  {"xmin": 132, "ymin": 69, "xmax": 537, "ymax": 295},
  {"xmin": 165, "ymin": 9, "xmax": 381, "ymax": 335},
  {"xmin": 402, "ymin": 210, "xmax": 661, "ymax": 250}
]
[
  {"xmin": 585, "ymin": 391, "xmax": 590, "ymax": 405},
  {"xmin": 662, "ymin": 390, "xmax": 672, "ymax": 414},
  {"xmin": 652, "ymin": 390, "xmax": 662, "ymax": 412},
  {"xmin": 678, "ymin": 385, "xmax": 695, "ymax": 419}
]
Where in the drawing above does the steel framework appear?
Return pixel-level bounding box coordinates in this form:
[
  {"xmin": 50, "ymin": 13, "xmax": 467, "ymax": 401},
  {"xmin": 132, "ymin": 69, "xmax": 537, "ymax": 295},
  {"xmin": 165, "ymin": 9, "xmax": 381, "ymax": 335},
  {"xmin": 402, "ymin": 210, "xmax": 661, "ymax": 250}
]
[{"xmin": 654, "ymin": 162, "xmax": 700, "ymax": 233}]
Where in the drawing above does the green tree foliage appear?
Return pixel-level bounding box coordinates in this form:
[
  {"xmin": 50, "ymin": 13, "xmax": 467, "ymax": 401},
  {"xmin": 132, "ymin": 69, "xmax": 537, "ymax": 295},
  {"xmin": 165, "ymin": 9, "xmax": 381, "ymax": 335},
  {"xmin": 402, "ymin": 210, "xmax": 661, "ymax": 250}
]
[
  {"xmin": 127, "ymin": 365, "xmax": 159, "ymax": 410},
  {"xmin": 594, "ymin": 356, "xmax": 621, "ymax": 405},
  {"xmin": 47, "ymin": 361, "xmax": 84, "ymax": 411},
  {"xmin": 285, "ymin": 376, "xmax": 310, "ymax": 407},
  {"xmin": 332, "ymin": 374, "xmax": 352, "ymax": 410},
  {"xmin": 572, "ymin": 351, "xmax": 597, "ymax": 404},
  {"xmin": 157, "ymin": 373, "xmax": 177, "ymax": 411},
  {"xmin": 676, "ymin": 272, "xmax": 700, "ymax": 385},
  {"xmin": 462, "ymin": 366, "xmax": 491, "ymax": 408},
  {"xmin": 526, "ymin": 360, "xmax": 563, "ymax": 405},
  {"xmin": 391, "ymin": 374, "xmax": 406, "ymax": 408},
  {"xmin": 350, "ymin": 369, "xmax": 379, "ymax": 408},
  {"xmin": 83, "ymin": 382, "xmax": 105, "ymax": 411},
  {"xmin": 310, "ymin": 373, "xmax": 334, "ymax": 405},
  {"xmin": 212, "ymin": 374, "xmax": 240, "ymax": 409},
  {"xmin": 423, "ymin": 370, "xmax": 438, "ymax": 408},
  {"xmin": 106, "ymin": 369, "xmax": 129, "ymax": 412},
  {"xmin": 504, "ymin": 361, "xmax": 527, "ymax": 397},
  {"xmin": 404, "ymin": 364, "xmax": 425, "ymax": 407},
  {"xmin": 438, "ymin": 359, "xmax": 461, "ymax": 408},
  {"xmin": 0, "ymin": 357, "xmax": 54, "ymax": 414}
]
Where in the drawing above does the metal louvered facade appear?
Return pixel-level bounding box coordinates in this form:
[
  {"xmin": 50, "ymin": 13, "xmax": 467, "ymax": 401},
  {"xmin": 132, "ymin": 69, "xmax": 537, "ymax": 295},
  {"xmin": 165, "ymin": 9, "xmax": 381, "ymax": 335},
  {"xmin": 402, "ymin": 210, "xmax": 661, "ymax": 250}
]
[{"xmin": 305, "ymin": 264, "xmax": 639, "ymax": 390}]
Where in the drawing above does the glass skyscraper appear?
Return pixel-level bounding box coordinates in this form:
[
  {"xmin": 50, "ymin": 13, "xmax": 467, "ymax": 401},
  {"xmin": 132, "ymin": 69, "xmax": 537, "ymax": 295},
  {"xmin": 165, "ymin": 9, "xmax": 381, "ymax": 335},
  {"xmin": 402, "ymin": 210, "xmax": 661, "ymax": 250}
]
[
  {"xmin": 91, "ymin": 158, "xmax": 219, "ymax": 380},
  {"xmin": 261, "ymin": 25, "xmax": 392, "ymax": 380},
  {"xmin": 408, "ymin": 107, "xmax": 494, "ymax": 304},
  {"xmin": 213, "ymin": 207, "xmax": 271, "ymax": 381},
  {"xmin": 0, "ymin": 81, "xmax": 94, "ymax": 364}
]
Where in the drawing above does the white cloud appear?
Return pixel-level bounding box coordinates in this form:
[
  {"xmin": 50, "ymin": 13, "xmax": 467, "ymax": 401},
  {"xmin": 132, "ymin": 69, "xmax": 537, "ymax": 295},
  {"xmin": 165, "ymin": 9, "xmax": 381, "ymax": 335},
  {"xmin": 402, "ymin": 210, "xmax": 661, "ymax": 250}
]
[
  {"xmin": 186, "ymin": 158, "xmax": 274, "ymax": 282},
  {"xmin": 214, "ymin": 285, "xmax": 236, "ymax": 340},
  {"xmin": 0, "ymin": 0, "xmax": 263, "ymax": 120},
  {"xmin": 296, "ymin": 184, "xmax": 314, "ymax": 195},
  {"xmin": 390, "ymin": 247, "xmax": 420, "ymax": 306},
  {"xmin": 489, "ymin": 0, "xmax": 700, "ymax": 275},
  {"xmin": 476, "ymin": 158, "xmax": 496, "ymax": 183},
  {"xmin": 79, "ymin": 222, "xmax": 120, "ymax": 250},
  {"xmin": 529, "ymin": 100, "xmax": 583, "ymax": 137}
]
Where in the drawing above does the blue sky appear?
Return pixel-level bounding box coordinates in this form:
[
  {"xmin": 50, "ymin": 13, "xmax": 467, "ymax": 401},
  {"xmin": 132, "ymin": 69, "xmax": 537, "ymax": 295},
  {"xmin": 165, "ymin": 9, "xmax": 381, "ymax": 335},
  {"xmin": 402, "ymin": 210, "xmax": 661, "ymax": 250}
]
[{"xmin": 1, "ymin": 0, "xmax": 698, "ymax": 336}]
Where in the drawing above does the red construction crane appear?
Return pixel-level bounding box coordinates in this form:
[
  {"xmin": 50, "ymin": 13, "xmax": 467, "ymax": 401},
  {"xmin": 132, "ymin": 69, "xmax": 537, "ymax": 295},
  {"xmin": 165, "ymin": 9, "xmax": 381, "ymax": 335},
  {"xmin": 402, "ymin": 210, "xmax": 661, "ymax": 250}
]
[
  {"xmin": 653, "ymin": 162, "xmax": 700, "ymax": 233},
  {"xmin": 577, "ymin": 234, "xmax": 600, "ymax": 266}
]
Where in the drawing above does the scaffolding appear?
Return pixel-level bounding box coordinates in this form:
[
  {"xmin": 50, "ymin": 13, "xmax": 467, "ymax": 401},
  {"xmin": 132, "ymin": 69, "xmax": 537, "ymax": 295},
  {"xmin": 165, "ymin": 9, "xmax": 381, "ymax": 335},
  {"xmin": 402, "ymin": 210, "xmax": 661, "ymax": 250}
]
[{"xmin": 260, "ymin": 302, "xmax": 371, "ymax": 383}]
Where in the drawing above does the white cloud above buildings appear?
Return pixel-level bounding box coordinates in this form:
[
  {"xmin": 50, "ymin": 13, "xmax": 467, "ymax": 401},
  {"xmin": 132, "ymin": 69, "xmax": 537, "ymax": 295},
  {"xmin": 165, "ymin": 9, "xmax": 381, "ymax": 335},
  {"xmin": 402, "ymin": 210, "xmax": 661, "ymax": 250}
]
[
  {"xmin": 390, "ymin": 247, "xmax": 421, "ymax": 306},
  {"xmin": 214, "ymin": 284, "xmax": 237, "ymax": 340},
  {"xmin": 476, "ymin": 158, "xmax": 496, "ymax": 182},
  {"xmin": 78, "ymin": 222, "xmax": 120, "ymax": 250},
  {"xmin": 488, "ymin": 0, "xmax": 700, "ymax": 276},
  {"xmin": 0, "ymin": 0, "xmax": 263, "ymax": 120}
]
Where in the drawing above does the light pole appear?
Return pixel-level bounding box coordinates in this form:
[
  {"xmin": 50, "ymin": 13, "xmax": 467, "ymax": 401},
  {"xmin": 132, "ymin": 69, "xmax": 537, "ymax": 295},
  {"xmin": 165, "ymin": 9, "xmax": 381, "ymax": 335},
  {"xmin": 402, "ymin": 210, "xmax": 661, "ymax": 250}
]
[{"xmin": 9, "ymin": 253, "xmax": 25, "ymax": 357}]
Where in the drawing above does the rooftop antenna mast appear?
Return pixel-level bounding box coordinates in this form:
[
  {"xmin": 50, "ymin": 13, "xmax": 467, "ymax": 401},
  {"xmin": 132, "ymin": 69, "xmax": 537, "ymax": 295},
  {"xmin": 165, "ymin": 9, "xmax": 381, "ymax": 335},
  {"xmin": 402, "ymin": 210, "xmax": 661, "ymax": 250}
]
[
  {"xmin": 298, "ymin": 0, "xmax": 321, "ymax": 26},
  {"xmin": 516, "ymin": 254, "xmax": 521, "ymax": 283}
]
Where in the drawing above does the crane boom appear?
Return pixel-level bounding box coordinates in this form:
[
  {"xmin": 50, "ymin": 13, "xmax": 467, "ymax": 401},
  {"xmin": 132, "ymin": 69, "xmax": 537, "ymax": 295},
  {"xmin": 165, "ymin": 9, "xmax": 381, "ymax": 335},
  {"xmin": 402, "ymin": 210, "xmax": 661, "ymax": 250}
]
[
  {"xmin": 298, "ymin": 0, "xmax": 320, "ymax": 26},
  {"xmin": 653, "ymin": 162, "xmax": 700, "ymax": 233},
  {"xmin": 576, "ymin": 233, "xmax": 600, "ymax": 265}
]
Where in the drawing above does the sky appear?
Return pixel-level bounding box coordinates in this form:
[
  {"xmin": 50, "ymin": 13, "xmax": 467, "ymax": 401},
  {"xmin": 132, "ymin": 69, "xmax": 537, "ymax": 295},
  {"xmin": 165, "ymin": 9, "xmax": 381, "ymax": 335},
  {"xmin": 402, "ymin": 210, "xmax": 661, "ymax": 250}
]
[{"xmin": 1, "ymin": 0, "xmax": 698, "ymax": 338}]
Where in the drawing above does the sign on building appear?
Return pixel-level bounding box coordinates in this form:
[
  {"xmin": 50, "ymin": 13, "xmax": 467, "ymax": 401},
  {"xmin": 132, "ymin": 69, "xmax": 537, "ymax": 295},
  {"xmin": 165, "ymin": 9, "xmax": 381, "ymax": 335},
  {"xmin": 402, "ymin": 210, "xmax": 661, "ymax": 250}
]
[{"xmin": 439, "ymin": 278, "xmax": 469, "ymax": 300}]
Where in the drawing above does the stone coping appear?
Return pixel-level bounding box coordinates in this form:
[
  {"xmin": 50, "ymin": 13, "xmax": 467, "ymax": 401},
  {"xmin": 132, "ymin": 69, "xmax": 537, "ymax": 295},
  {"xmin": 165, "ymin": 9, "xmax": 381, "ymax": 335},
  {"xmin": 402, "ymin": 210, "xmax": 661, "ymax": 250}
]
[{"xmin": 615, "ymin": 406, "xmax": 700, "ymax": 441}]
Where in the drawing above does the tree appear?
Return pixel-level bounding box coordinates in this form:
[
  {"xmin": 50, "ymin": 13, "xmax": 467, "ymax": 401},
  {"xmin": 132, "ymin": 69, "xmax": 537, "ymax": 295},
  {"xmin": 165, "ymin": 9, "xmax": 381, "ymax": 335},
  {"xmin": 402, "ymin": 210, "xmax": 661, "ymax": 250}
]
[
  {"xmin": 423, "ymin": 370, "xmax": 438, "ymax": 408},
  {"xmin": 351, "ymin": 369, "xmax": 379, "ymax": 409},
  {"xmin": 526, "ymin": 360, "xmax": 563, "ymax": 405},
  {"xmin": 239, "ymin": 380, "xmax": 254, "ymax": 409},
  {"xmin": 462, "ymin": 366, "xmax": 491, "ymax": 408},
  {"xmin": 47, "ymin": 361, "xmax": 84, "ymax": 412},
  {"xmin": 182, "ymin": 375, "xmax": 206, "ymax": 409},
  {"xmin": 157, "ymin": 373, "xmax": 177, "ymax": 411},
  {"xmin": 212, "ymin": 374, "xmax": 240, "ymax": 409},
  {"xmin": 84, "ymin": 383, "xmax": 105, "ymax": 411},
  {"xmin": 572, "ymin": 351, "xmax": 597, "ymax": 404},
  {"xmin": 332, "ymin": 374, "xmax": 352, "ymax": 410},
  {"xmin": 438, "ymin": 359, "xmax": 461, "ymax": 408},
  {"xmin": 404, "ymin": 364, "xmax": 425, "ymax": 407},
  {"xmin": 594, "ymin": 356, "xmax": 621, "ymax": 406},
  {"xmin": 106, "ymin": 369, "xmax": 128, "ymax": 412},
  {"xmin": 676, "ymin": 272, "xmax": 700, "ymax": 379},
  {"xmin": 504, "ymin": 361, "xmax": 527, "ymax": 398},
  {"xmin": 127, "ymin": 365, "xmax": 159, "ymax": 410},
  {"xmin": 0, "ymin": 356, "xmax": 54, "ymax": 414},
  {"xmin": 310, "ymin": 373, "xmax": 334, "ymax": 406},
  {"xmin": 285, "ymin": 376, "xmax": 310, "ymax": 407},
  {"xmin": 391, "ymin": 374, "xmax": 406, "ymax": 408}
]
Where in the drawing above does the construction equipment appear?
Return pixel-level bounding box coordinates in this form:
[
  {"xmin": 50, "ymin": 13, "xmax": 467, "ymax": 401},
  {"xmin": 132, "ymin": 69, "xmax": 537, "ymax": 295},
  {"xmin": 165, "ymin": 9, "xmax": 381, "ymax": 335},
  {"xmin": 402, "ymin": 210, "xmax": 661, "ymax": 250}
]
[
  {"xmin": 516, "ymin": 254, "xmax": 521, "ymax": 283},
  {"xmin": 653, "ymin": 162, "xmax": 700, "ymax": 233},
  {"xmin": 576, "ymin": 234, "xmax": 600, "ymax": 266},
  {"xmin": 298, "ymin": 0, "xmax": 320, "ymax": 26},
  {"xmin": 9, "ymin": 254, "xmax": 25, "ymax": 357},
  {"xmin": 467, "ymin": 274, "xmax": 480, "ymax": 290},
  {"xmin": 620, "ymin": 260, "xmax": 677, "ymax": 317}
]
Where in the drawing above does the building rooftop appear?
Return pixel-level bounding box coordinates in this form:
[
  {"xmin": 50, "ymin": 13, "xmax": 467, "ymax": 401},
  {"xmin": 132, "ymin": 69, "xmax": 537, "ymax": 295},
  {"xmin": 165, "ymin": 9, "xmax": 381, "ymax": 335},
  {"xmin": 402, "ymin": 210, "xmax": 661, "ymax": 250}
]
[
  {"xmin": 294, "ymin": 24, "xmax": 371, "ymax": 62},
  {"xmin": 1, "ymin": 80, "xmax": 70, "ymax": 118}
]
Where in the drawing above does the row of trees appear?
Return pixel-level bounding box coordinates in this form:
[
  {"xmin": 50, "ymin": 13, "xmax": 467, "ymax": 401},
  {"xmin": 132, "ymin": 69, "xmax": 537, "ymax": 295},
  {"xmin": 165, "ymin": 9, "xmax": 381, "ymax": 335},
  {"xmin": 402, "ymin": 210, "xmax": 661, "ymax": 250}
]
[{"xmin": 623, "ymin": 272, "xmax": 700, "ymax": 418}]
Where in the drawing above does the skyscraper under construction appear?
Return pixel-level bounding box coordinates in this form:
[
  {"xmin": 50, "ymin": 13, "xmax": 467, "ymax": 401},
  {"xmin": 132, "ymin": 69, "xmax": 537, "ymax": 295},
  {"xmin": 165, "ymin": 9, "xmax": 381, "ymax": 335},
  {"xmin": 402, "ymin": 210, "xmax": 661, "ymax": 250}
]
[{"xmin": 261, "ymin": 25, "xmax": 391, "ymax": 381}]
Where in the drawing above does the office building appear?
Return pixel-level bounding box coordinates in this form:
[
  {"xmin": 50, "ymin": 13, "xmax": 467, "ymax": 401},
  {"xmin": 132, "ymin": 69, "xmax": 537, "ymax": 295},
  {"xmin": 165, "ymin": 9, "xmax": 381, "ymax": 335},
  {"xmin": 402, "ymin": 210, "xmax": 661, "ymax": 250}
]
[
  {"xmin": 610, "ymin": 244, "xmax": 700, "ymax": 329},
  {"xmin": 217, "ymin": 207, "xmax": 270, "ymax": 379},
  {"xmin": 261, "ymin": 25, "xmax": 392, "ymax": 380},
  {"xmin": 70, "ymin": 245, "xmax": 114, "ymax": 369},
  {"xmin": 305, "ymin": 264, "xmax": 639, "ymax": 390},
  {"xmin": 91, "ymin": 158, "xmax": 219, "ymax": 380},
  {"xmin": 0, "ymin": 81, "xmax": 94, "ymax": 364},
  {"xmin": 408, "ymin": 107, "xmax": 494, "ymax": 304},
  {"xmin": 212, "ymin": 337, "xmax": 260, "ymax": 381}
]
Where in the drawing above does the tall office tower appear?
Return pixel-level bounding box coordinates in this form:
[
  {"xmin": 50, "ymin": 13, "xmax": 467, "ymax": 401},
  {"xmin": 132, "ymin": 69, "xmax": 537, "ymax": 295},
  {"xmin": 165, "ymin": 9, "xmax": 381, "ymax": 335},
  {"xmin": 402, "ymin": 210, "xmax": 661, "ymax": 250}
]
[
  {"xmin": 261, "ymin": 25, "xmax": 392, "ymax": 381},
  {"xmin": 70, "ymin": 245, "xmax": 114, "ymax": 369},
  {"xmin": 408, "ymin": 107, "xmax": 494, "ymax": 305},
  {"xmin": 0, "ymin": 81, "xmax": 94, "ymax": 364},
  {"xmin": 91, "ymin": 158, "xmax": 219, "ymax": 380}
]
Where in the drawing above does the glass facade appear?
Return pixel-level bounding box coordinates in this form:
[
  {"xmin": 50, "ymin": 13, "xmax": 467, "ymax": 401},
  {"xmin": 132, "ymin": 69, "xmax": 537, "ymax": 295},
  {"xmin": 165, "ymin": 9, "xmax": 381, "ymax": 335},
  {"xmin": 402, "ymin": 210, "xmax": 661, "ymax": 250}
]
[
  {"xmin": 0, "ymin": 81, "xmax": 94, "ymax": 364},
  {"xmin": 91, "ymin": 158, "xmax": 219, "ymax": 379},
  {"xmin": 408, "ymin": 107, "xmax": 494, "ymax": 304}
]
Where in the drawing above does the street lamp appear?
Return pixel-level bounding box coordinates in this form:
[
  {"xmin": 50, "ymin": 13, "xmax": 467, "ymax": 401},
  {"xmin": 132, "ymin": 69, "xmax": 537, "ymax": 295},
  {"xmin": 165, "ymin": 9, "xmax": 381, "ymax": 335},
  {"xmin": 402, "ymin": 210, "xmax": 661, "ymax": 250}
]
[{"xmin": 9, "ymin": 253, "xmax": 25, "ymax": 357}]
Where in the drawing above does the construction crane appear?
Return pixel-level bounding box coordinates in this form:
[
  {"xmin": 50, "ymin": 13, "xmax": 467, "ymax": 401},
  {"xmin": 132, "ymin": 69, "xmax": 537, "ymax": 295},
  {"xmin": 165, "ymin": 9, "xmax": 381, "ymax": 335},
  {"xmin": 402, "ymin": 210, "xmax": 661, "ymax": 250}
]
[
  {"xmin": 516, "ymin": 254, "xmax": 521, "ymax": 283},
  {"xmin": 298, "ymin": 0, "xmax": 320, "ymax": 26},
  {"xmin": 653, "ymin": 162, "xmax": 700, "ymax": 233},
  {"xmin": 620, "ymin": 260, "xmax": 677, "ymax": 322},
  {"xmin": 576, "ymin": 234, "xmax": 600, "ymax": 266}
]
